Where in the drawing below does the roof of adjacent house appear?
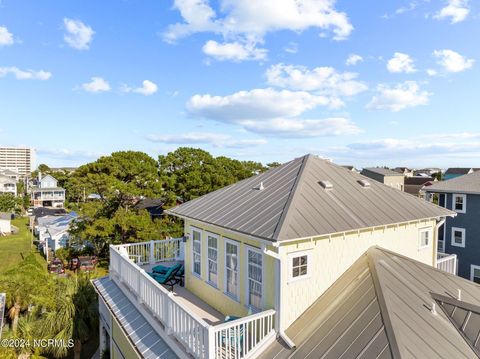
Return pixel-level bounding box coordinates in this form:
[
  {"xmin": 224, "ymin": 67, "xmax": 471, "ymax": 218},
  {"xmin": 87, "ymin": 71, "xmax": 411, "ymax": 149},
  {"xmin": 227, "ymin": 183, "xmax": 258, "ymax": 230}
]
[
  {"xmin": 0, "ymin": 212, "xmax": 11, "ymax": 220},
  {"xmin": 32, "ymin": 207, "xmax": 67, "ymax": 218},
  {"xmin": 445, "ymin": 168, "xmax": 475, "ymax": 175},
  {"xmin": 361, "ymin": 167, "xmax": 405, "ymax": 177},
  {"xmin": 134, "ymin": 198, "xmax": 164, "ymax": 216},
  {"xmin": 425, "ymin": 171, "xmax": 480, "ymax": 195},
  {"xmin": 0, "ymin": 175, "xmax": 16, "ymax": 184},
  {"xmin": 405, "ymin": 176, "xmax": 434, "ymax": 186},
  {"xmin": 259, "ymin": 247, "xmax": 480, "ymax": 359},
  {"xmin": 92, "ymin": 277, "xmax": 179, "ymax": 359},
  {"xmin": 167, "ymin": 154, "xmax": 454, "ymax": 242}
]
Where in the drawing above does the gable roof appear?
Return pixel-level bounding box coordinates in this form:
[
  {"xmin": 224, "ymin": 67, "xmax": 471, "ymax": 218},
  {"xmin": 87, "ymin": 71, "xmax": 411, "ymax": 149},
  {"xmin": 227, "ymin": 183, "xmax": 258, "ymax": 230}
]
[
  {"xmin": 425, "ymin": 171, "xmax": 480, "ymax": 195},
  {"xmin": 167, "ymin": 154, "xmax": 454, "ymax": 242},
  {"xmin": 445, "ymin": 168, "xmax": 474, "ymax": 175},
  {"xmin": 362, "ymin": 167, "xmax": 405, "ymax": 177},
  {"xmin": 260, "ymin": 247, "xmax": 480, "ymax": 359}
]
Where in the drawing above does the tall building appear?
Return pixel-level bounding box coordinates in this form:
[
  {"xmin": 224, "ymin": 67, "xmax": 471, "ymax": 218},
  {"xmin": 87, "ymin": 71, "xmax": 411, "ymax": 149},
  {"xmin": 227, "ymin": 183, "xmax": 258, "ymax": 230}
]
[{"xmin": 0, "ymin": 146, "xmax": 35, "ymax": 176}]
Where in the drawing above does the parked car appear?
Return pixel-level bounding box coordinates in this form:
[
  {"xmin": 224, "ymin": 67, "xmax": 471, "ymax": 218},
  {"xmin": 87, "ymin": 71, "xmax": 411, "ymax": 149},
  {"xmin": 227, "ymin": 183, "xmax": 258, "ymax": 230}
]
[
  {"xmin": 70, "ymin": 256, "xmax": 97, "ymax": 272},
  {"xmin": 48, "ymin": 258, "xmax": 65, "ymax": 274}
]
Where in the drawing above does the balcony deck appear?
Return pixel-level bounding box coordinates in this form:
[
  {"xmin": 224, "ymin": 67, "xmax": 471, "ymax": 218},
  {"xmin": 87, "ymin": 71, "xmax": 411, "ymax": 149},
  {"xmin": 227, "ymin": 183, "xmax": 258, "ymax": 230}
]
[{"xmin": 141, "ymin": 262, "xmax": 224, "ymax": 325}]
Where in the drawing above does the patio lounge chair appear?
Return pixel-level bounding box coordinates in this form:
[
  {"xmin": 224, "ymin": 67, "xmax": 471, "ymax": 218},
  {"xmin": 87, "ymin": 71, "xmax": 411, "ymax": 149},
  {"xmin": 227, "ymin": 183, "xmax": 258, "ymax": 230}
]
[
  {"xmin": 148, "ymin": 263, "xmax": 182, "ymax": 291},
  {"xmin": 152, "ymin": 263, "xmax": 185, "ymax": 286},
  {"xmin": 221, "ymin": 315, "xmax": 244, "ymax": 356}
]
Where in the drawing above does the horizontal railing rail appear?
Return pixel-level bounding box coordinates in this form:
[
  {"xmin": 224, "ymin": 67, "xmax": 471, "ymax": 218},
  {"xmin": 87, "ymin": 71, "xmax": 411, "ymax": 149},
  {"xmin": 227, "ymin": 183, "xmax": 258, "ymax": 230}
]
[
  {"xmin": 437, "ymin": 253, "xmax": 457, "ymax": 275},
  {"xmin": 110, "ymin": 240, "xmax": 276, "ymax": 359}
]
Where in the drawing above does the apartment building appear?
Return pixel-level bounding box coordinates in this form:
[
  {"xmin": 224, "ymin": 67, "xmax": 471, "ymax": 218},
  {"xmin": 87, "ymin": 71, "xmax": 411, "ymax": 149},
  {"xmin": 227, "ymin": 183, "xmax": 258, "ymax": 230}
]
[{"xmin": 0, "ymin": 146, "xmax": 35, "ymax": 176}]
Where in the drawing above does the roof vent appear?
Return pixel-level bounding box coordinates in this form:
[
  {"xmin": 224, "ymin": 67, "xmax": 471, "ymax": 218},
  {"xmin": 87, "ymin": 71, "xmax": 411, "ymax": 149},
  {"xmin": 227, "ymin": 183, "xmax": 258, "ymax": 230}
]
[
  {"xmin": 319, "ymin": 180, "xmax": 333, "ymax": 190},
  {"xmin": 254, "ymin": 182, "xmax": 265, "ymax": 191},
  {"xmin": 431, "ymin": 302, "xmax": 437, "ymax": 315},
  {"xmin": 358, "ymin": 179, "xmax": 371, "ymax": 188},
  {"xmin": 457, "ymin": 289, "xmax": 462, "ymax": 301}
]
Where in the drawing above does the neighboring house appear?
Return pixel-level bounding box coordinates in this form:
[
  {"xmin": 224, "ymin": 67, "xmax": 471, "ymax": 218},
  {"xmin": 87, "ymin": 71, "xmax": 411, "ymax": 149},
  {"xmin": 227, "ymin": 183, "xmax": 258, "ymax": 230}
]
[
  {"xmin": 36, "ymin": 212, "xmax": 77, "ymax": 259},
  {"xmin": 0, "ymin": 168, "xmax": 20, "ymax": 182},
  {"xmin": 94, "ymin": 154, "xmax": 455, "ymax": 359},
  {"xmin": 414, "ymin": 167, "xmax": 442, "ymax": 177},
  {"xmin": 340, "ymin": 165, "xmax": 359, "ymax": 173},
  {"xmin": 361, "ymin": 167, "xmax": 405, "ymax": 191},
  {"xmin": 0, "ymin": 175, "xmax": 16, "ymax": 196},
  {"xmin": 394, "ymin": 166, "xmax": 415, "ymax": 177},
  {"xmin": 134, "ymin": 198, "xmax": 164, "ymax": 219},
  {"xmin": 404, "ymin": 176, "xmax": 435, "ymax": 197},
  {"xmin": 444, "ymin": 168, "xmax": 480, "ymax": 181},
  {"xmin": 0, "ymin": 212, "xmax": 11, "ymax": 235},
  {"xmin": 424, "ymin": 171, "xmax": 480, "ymax": 282},
  {"xmin": 31, "ymin": 174, "xmax": 65, "ymax": 208}
]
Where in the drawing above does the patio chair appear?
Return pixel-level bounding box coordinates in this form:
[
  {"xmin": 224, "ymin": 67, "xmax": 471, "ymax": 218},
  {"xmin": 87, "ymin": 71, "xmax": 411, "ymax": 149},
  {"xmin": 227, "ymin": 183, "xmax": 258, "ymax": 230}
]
[
  {"xmin": 220, "ymin": 315, "xmax": 244, "ymax": 356},
  {"xmin": 152, "ymin": 263, "xmax": 185, "ymax": 286},
  {"xmin": 148, "ymin": 263, "xmax": 182, "ymax": 291}
]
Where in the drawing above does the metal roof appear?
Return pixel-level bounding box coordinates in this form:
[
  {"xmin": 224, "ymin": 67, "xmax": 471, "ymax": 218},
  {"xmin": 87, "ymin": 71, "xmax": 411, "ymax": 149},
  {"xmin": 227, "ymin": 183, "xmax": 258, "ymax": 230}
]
[
  {"xmin": 445, "ymin": 168, "xmax": 475, "ymax": 175},
  {"xmin": 167, "ymin": 154, "xmax": 454, "ymax": 242},
  {"xmin": 425, "ymin": 171, "xmax": 480, "ymax": 195},
  {"xmin": 361, "ymin": 167, "xmax": 405, "ymax": 177},
  {"xmin": 92, "ymin": 277, "xmax": 179, "ymax": 359},
  {"xmin": 260, "ymin": 247, "xmax": 480, "ymax": 359}
]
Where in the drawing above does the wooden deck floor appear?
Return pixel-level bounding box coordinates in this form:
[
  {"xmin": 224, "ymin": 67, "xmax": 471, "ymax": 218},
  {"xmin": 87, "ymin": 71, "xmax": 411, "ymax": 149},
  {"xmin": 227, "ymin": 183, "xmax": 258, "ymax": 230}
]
[{"xmin": 141, "ymin": 262, "xmax": 224, "ymax": 326}]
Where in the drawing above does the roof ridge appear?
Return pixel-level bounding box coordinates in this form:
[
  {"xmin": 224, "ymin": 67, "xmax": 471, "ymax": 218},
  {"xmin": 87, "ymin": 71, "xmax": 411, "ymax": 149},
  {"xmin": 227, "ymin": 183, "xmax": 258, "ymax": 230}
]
[
  {"xmin": 366, "ymin": 248, "xmax": 402, "ymax": 359},
  {"xmin": 271, "ymin": 154, "xmax": 312, "ymax": 241}
]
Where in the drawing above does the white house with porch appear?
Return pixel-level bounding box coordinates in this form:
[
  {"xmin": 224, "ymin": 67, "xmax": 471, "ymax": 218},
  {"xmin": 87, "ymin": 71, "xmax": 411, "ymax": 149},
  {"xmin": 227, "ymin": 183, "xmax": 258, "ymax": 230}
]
[
  {"xmin": 31, "ymin": 174, "xmax": 65, "ymax": 208},
  {"xmin": 93, "ymin": 155, "xmax": 458, "ymax": 359}
]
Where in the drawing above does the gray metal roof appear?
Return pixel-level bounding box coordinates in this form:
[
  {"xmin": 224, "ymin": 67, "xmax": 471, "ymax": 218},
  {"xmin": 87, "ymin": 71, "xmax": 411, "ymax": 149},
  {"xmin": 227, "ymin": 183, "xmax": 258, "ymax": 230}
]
[
  {"xmin": 0, "ymin": 212, "xmax": 11, "ymax": 220},
  {"xmin": 425, "ymin": 171, "xmax": 480, "ymax": 195},
  {"xmin": 92, "ymin": 277, "xmax": 179, "ymax": 359},
  {"xmin": 167, "ymin": 154, "xmax": 454, "ymax": 242},
  {"xmin": 361, "ymin": 167, "xmax": 405, "ymax": 177},
  {"xmin": 445, "ymin": 168, "xmax": 475, "ymax": 175},
  {"xmin": 260, "ymin": 247, "xmax": 480, "ymax": 359}
]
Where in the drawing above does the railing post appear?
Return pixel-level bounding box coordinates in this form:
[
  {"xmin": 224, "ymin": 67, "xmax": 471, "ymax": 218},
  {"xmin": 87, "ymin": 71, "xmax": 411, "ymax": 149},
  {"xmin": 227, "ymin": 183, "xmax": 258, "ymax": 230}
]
[
  {"xmin": 138, "ymin": 268, "xmax": 144, "ymax": 304},
  {"xmin": 178, "ymin": 241, "xmax": 185, "ymax": 261},
  {"xmin": 206, "ymin": 326, "xmax": 216, "ymax": 359},
  {"xmin": 150, "ymin": 240, "xmax": 155, "ymax": 264},
  {"xmin": 165, "ymin": 292, "xmax": 173, "ymax": 334}
]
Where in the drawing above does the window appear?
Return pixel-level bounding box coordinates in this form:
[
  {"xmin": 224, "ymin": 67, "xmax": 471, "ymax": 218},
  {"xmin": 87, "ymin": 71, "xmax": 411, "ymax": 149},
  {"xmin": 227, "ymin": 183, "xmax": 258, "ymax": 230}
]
[
  {"xmin": 471, "ymin": 265, "xmax": 480, "ymax": 284},
  {"xmin": 225, "ymin": 240, "xmax": 239, "ymax": 300},
  {"xmin": 289, "ymin": 251, "xmax": 311, "ymax": 282},
  {"xmin": 207, "ymin": 233, "xmax": 218, "ymax": 286},
  {"xmin": 419, "ymin": 228, "xmax": 431, "ymax": 249},
  {"xmin": 453, "ymin": 194, "xmax": 466, "ymax": 213},
  {"xmin": 246, "ymin": 247, "xmax": 262, "ymax": 310},
  {"xmin": 191, "ymin": 228, "xmax": 202, "ymax": 277},
  {"xmin": 451, "ymin": 227, "xmax": 466, "ymax": 248}
]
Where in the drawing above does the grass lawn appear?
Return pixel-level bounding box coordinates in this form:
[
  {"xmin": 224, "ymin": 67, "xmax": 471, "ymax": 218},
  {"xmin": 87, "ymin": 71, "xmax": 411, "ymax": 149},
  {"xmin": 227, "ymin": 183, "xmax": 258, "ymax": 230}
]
[{"xmin": 0, "ymin": 217, "xmax": 46, "ymax": 273}]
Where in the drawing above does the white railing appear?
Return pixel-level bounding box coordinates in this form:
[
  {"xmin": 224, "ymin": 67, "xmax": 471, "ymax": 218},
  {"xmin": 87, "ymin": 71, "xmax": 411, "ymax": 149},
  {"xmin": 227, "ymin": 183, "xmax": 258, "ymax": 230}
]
[
  {"xmin": 437, "ymin": 252, "xmax": 457, "ymax": 275},
  {"xmin": 110, "ymin": 241, "xmax": 276, "ymax": 359}
]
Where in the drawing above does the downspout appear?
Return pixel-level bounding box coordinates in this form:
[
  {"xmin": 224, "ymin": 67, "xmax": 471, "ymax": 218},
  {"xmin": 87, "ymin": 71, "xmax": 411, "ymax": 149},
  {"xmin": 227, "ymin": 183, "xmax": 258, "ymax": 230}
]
[
  {"xmin": 433, "ymin": 217, "xmax": 446, "ymax": 268},
  {"xmin": 263, "ymin": 245, "xmax": 296, "ymax": 349}
]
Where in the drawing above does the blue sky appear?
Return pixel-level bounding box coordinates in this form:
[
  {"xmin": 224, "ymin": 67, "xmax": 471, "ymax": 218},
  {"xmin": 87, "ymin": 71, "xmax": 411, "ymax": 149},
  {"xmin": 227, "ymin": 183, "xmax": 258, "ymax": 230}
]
[{"xmin": 0, "ymin": 0, "xmax": 479, "ymax": 169}]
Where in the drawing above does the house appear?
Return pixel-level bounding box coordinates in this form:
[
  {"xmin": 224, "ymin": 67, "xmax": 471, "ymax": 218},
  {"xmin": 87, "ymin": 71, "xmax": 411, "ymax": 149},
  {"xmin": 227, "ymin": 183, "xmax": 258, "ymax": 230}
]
[
  {"xmin": 424, "ymin": 171, "xmax": 480, "ymax": 282},
  {"xmin": 0, "ymin": 175, "xmax": 16, "ymax": 196},
  {"xmin": 31, "ymin": 174, "xmax": 65, "ymax": 208},
  {"xmin": 444, "ymin": 168, "xmax": 480, "ymax": 181},
  {"xmin": 404, "ymin": 175, "xmax": 435, "ymax": 197},
  {"xmin": 340, "ymin": 165, "xmax": 359, "ymax": 173},
  {"xmin": 93, "ymin": 154, "xmax": 456, "ymax": 359},
  {"xmin": 0, "ymin": 212, "xmax": 11, "ymax": 235},
  {"xmin": 0, "ymin": 168, "xmax": 20, "ymax": 182},
  {"xmin": 394, "ymin": 166, "xmax": 415, "ymax": 177},
  {"xmin": 260, "ymin": 247, "xmax": 480, "ymax": 359},
  {"xmin": 134, "ymin": 198, "xmax": 164, "ymax": 219},
  {"xmin": 36, "ymin": 212, "xmax": 77, "ymax": 260},
  {"xmin": 414, "ymin": 167, "xmax": 442, "ymax": 177},
  {"xmin": 361, "ymin": 167, "xmax": 405, "ymax": 191}
]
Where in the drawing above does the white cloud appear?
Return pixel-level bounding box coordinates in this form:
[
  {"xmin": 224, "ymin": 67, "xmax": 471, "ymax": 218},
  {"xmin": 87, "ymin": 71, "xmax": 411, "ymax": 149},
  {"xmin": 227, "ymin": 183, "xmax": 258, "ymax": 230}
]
[
  {"xmin": 187, "ymin": 88, "xmax": 340, "ymax": 122},
  {"xmin": 202, "ymin": 40, "xmax": 267, "ymax": 61},
  {"xmin": 426, "ymin": 68, "xmax": 438, "ymax": 76},
  {"xmin": 433, "ymin": 49, "xmax": 474, "ymax": 72},
  {"xmin": 240, "ymin": 117, "xmax": 361, "ymax": 137},
  {"xmin": 122, "ymin": 80, "xmax": 158, "ymax": 95},
  {"xmin": 0, "ymin": 26, "xmax": 14, "ymax": 46},
  {"xmin": 81, "ymin": 77, "xmax": 111, "ymax": 93},
  {"xmin": 367, "ymin": 81, "xmax": 430, "ymax": 112},
  {"xmin": 434, "ymin": 0, "xmax": 469, "ymax": 24},
  {"xmin": 395, "ymin": 2, "xmax": 418, "ymax": 14},
  {"xmin": 148, "ymin": 132, "xmax": 267, "ymax": 148},
  {"xmin": 284, "ymin": 42, "xmax": 298, "ymax": 54},
  {"xmin": 164, "ymin": 0, "xmax": 353, "ymax": 60},
  {"xmin": 63, "ymin": 18, "xmax": 94, "ymax": 50},
  {"xmin": 0, "ymin": 66, "xmax": 52, "ymax": 80},
  {"xmin": 346, "ymin": 54, "xmax": 363, "ymax": 66},
  {"xmin": 265, "ymin": 63, "xmax": 367, "ymax": 97},
  {"xmin": 387, "ymin": 52, "xmax": 416, "ymax": 73}
]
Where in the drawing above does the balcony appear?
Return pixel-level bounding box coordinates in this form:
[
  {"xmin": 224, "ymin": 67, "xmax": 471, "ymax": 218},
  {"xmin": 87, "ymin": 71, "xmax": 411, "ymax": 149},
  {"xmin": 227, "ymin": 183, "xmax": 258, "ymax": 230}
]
[
  {"xmin": 109, "ymin": 239, "xmax": 276, "ymax": 359},
  {"xmin": 437, "ymin": 252, "xmax": 457, "ymax": 275}
]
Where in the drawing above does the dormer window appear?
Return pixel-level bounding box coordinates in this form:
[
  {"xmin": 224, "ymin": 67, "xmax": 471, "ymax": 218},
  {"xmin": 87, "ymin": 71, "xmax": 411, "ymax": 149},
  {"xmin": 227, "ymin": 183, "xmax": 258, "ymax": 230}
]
[{"xmin": 453, "ymin": 194, "xmax": 466, "ymax": 213}]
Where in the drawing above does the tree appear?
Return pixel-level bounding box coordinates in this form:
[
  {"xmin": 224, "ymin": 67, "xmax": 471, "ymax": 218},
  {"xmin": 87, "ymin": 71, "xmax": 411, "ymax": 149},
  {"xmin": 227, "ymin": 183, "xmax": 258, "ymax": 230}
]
[{"xmin": 0, "ymin": 193, "xmax": 18, "ymax": 212}]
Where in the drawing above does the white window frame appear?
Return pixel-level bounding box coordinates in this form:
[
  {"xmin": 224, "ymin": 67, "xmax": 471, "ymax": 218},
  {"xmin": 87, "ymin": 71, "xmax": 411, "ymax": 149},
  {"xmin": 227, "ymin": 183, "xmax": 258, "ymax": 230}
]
[
  {"xmin": 451, "ymin": 227, "xmax": 466, "ymax": 248},
  {"xmin": 471, "ymin": 265, "xmax": 480, "ymax": 284},
  {"xmin": 452, "ymin": 194, "xmax": 467, "ymax": 214},
  {"xmin": 206, "ymin": 232, "xmax": 219, "ymax": 288},
  {"xmin": 418, "ymin": 228, "xmax": 431, "ymax": 250},
  {"xmin": 224, "ymin": 239, "xmax": 240, "ymax": 301},
  {"xmin": 245, "ymin": 245, "xmax": 263, "ymax": 311},
  {"xmin": 191, "ymin": 227, "xmax": 202, "ymax": 278},
  {"xmin": 288, "ymin": 250, "xmax": 312, "ymax": 283}
]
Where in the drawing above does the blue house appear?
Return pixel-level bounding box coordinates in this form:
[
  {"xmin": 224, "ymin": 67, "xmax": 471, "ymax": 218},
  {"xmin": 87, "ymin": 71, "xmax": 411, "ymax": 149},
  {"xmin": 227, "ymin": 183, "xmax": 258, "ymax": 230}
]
[
  {"xmin": 443, "ymin": 167, "xmax": 478, "ymax": 181},
  {"xmin": 425, "ymin": 171, "xmax": 480, "ymax": 283}
]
